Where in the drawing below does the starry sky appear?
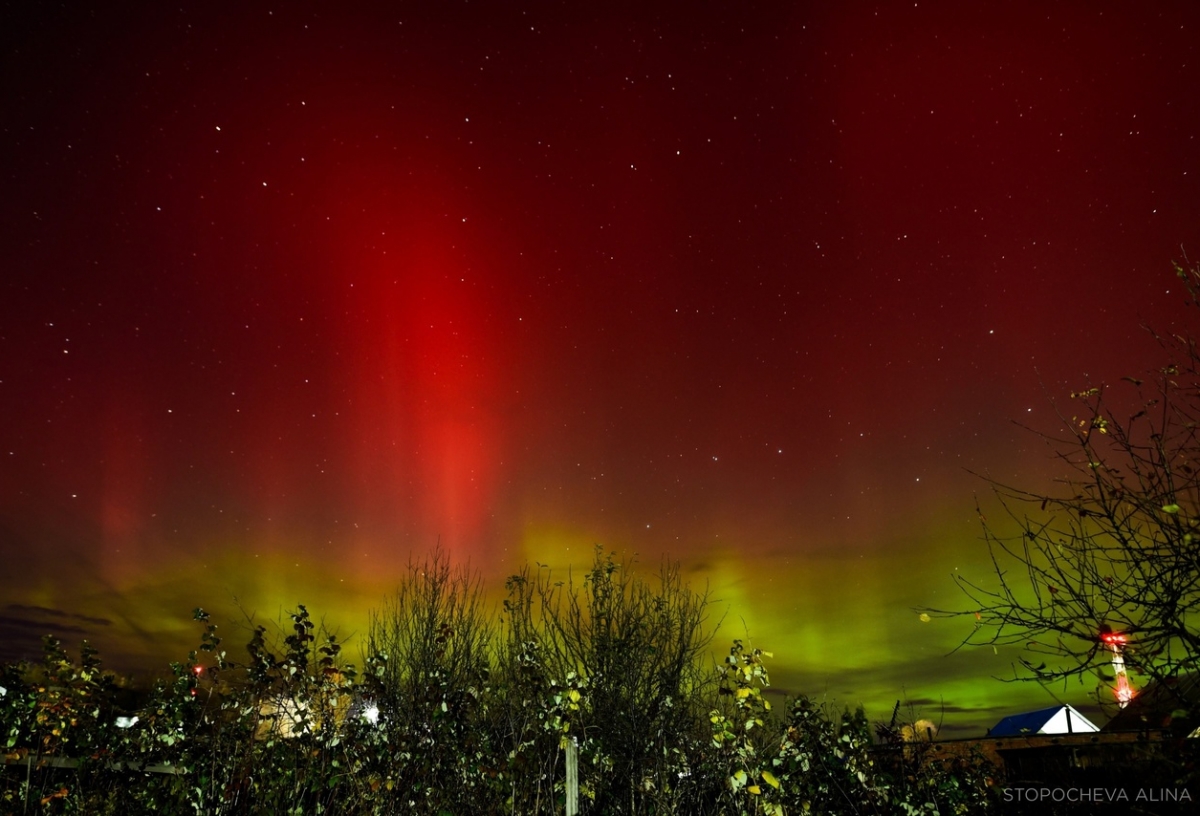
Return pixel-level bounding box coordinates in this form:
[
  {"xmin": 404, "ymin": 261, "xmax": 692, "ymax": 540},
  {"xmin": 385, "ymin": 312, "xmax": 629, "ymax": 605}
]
[{"xmin": 2, "ymin": 1, "xmax": 1199, "ymax": 736}]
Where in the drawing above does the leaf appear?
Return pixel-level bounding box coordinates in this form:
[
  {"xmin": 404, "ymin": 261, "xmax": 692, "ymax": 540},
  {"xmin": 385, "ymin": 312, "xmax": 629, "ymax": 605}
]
[
  {"xmin": 918, "ymin": 613, "xmax": 931, "ymax": 623},
  {"xmin": 761, "ymin": 769, "xmax": 781, "ymax": 789},
  {"xmin": 1163, "ymin": 504, "xmax": 1182, "ymax": 514},
  {"xmin": 39, "ymin": 788, "xmax": 69, "ymax": 806}
]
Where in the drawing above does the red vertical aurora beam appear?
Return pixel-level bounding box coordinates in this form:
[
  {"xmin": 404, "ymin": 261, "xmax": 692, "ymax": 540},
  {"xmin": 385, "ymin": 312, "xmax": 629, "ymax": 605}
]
[
  {"xmin": 98, "ymin": 388, "xmax": 152, "ymax": 583},
  {"xmin": 336, "ymin": 194, "xmax": 507, "ymax": 565}
]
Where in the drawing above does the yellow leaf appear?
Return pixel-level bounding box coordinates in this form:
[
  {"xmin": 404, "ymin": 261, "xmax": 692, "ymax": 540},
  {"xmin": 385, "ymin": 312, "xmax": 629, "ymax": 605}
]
[
  {"xmin": 736, "ymin": 687, "xmax": 751, "ymax": 698},
  {"xmin": 748, "ymin": 784, "xmax": 762, "ymax": 795},
  {"xmin": 762, "ymin": 770, "xmax": 780, "ymax": 789}
]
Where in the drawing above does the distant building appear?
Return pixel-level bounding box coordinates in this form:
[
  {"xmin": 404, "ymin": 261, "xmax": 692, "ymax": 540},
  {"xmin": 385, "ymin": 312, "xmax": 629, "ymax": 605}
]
[{"xmin": 987, "ymin": 704, "xmax": 1099, "ymax": 737}]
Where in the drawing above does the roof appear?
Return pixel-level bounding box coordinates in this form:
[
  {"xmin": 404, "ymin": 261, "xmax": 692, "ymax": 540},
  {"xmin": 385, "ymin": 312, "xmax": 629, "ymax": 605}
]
[
  {"xmin": 1103, "ymin": 672, "xmax": 1200, "ymax": 733},
  {"xmin": 989, "ymin": 704, "xmax": 1100, "ymax": 737}
]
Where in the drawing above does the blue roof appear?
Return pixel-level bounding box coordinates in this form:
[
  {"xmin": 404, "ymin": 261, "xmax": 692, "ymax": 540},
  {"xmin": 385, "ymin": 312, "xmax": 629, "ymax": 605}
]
[{"xmin": 989, "ymin": 705, "xmax": 1069, "ymax": 737}]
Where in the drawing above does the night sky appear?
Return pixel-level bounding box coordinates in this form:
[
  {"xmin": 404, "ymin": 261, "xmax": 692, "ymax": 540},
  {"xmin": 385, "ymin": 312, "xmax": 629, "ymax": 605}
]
[{"xmin": 3, "ymin": 1, "xmax": 1199, "ymax": 736}]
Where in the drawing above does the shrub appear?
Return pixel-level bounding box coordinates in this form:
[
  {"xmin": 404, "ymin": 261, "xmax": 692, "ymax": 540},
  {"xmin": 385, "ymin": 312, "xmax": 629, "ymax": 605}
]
[{"xmin": 0, "ymin": 550, "xmax": 1002, "ymax": 815}]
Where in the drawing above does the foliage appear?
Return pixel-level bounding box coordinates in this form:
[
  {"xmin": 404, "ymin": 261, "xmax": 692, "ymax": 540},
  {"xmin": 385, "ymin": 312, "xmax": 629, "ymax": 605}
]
[
  {"xmin": 772, "ymin": 697, "xmax": 878, "ymax": 815},
  {"xmin": 0, "ymin": 548, "xmax": 999, "ymax": 814},
  {"xmin": 872, "ymin": 704, "xmax": 999, "ymax": 816},
  {"xmin": 366, "ymin": 549, "xmax": 500, "ymax": 813},
  {"xmin": 705, "ymin": 640, "xmax": 785, "ymax": 816},
  {"xmin": 933, "ymin": 258, "xmax": 1200, "ymax": 713},
  {"xmin": 498, "ymin": 547, "xmax": 719, "ymax": 814}
]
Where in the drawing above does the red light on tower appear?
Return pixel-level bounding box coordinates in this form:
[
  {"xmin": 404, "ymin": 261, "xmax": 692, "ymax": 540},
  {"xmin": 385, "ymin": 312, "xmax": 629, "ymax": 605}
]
[{"xmin": 1099, "ymin": 626, "xmax": 1134, "ymax": 707}]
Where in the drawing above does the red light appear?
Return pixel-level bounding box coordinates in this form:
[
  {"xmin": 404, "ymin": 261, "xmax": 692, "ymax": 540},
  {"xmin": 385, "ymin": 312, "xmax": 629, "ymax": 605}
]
[{"xmin": 192, "ymin": 665, "xmax": 204, "ymax": 676}]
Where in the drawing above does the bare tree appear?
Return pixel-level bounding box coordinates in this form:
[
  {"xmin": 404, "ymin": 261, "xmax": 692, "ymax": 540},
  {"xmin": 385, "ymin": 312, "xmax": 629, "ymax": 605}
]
[
  {"xmin": 365, "ymin": 548, "xmax": 499, "ymax": 811},
  {"xmin": 498, "ymin": 547, "xmax": 721, "ymax": 815},
  {"xmin": 935, "ymin": 259, "xmax": 1200, "ymax": 711}
]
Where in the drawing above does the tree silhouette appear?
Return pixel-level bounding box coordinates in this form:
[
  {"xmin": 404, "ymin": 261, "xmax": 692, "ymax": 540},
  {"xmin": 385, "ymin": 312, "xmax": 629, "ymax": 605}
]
[{"xmin": 936, "ymin": 258, "xmax": 1200, "ymax": 713}]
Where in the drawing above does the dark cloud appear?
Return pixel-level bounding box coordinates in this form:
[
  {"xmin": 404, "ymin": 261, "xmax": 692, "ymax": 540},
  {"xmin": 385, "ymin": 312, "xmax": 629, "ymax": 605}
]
[
  {"xmin": 900, "ymin": 697, "xmax": 1012, "ymax": 715},
  {"xmin": 4, "ymin": 604, "xmax": 112, "ymax": 626},
  {"xmin": 0, "ymin": 605, "xmax": 114, "ymax": 664},
  {"xmin": 0, "ymin": 615, "xmax": 91, "ymax": 635}
]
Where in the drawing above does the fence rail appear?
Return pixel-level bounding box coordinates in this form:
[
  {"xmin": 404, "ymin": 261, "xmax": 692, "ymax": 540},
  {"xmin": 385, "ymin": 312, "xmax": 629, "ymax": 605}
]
[{"xmin": 4, "ymin": 755, "xmax": 183, "ymax": 775}]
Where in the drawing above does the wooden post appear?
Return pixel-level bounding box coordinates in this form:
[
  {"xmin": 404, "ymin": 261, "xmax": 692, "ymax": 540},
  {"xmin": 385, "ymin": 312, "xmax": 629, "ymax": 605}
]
[{"xmin": 565, "ymin": 736, "xmax": 579, "ymax": 816}]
